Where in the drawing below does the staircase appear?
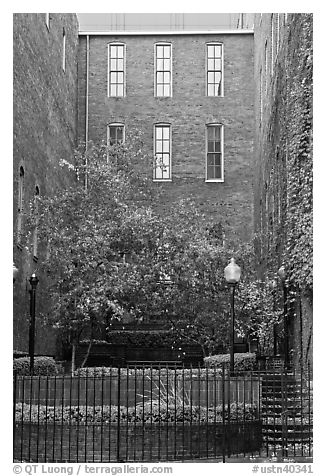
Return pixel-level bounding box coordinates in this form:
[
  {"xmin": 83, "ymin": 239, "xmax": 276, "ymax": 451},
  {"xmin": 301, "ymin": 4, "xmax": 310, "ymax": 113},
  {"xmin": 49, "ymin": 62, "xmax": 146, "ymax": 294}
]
[{"xmin": 260, "ymin": 370, "xmax": 313, "ymax": 453}]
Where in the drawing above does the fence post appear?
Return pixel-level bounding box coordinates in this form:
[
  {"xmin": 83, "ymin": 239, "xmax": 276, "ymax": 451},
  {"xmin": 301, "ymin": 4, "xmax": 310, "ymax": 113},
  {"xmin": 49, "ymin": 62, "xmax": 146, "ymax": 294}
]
[
  {"xmin": 222, "ymin": 364, "xmax": 226, "ymax": 463},
  {"xmin": 13, "ymin": 370, "xmax": 17, "ymax": 461}
]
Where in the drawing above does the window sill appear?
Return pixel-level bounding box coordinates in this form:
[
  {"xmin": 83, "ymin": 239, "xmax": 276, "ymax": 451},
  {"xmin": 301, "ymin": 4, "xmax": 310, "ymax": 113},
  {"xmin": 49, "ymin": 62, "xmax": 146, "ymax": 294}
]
[
  {"xmin": 153, "ymin": 179, "xmax": 172, "ymax": 182},
  {"xmin": 205, "ymin": 179, "xmax": 224, "ymax": 183}
]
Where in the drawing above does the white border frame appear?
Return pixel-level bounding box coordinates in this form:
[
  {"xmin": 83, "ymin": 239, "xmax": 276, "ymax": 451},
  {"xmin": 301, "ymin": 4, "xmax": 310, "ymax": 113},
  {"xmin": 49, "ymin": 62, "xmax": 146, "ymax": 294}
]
[
  {"xmin": 107, "ymin": 42, "xmax": 126, "ymax": 97},
  {"xmin": 153, "ymin": 123, "xmax": 172, "ymax": 182},
  {"xmin": 206, "ymin": 42, "xmax": 224, "ymax": 98},
  {"xmin": 154, "ymin": 42, "xmax": 173, "ymax": 98},
  {"xmin": 205, "ymin": 123, "xmax": 224, "ymax": 183}
]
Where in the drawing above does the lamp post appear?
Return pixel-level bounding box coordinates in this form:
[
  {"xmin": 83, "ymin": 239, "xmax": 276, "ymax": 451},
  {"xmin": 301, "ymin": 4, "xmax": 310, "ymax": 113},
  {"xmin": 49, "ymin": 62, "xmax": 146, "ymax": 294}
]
[
  {"xmin": 270, "ymin": 278, "xmax": 278, "ymax": 356},
  {"xmin": 278, "ymin": 265, "xmax": 289, "ymax": 370},
  {"xmin": 29, "ymin": 273, "xmax": 39, "ymax": 375},
  {"xmin": 224, "ymin": 258, "xmax": 241, "ymax": 375},
  {"xmin": 13, "ymin": 263, "xmax": 19, "ymax": 283}
]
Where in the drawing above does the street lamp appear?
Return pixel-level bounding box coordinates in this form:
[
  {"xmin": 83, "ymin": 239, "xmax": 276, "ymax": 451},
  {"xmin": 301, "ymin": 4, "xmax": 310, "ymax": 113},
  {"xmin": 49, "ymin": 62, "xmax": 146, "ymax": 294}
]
[
  {"xmin": 278, "ymin": 265, "xmax": 289, "ymax": 370},
  {"xmin": 224, "ymin": 258, "xmax": 241, "ymax": 374},
  {"xmin": 270, "ymin": 278, "xmax": 278, "ymax": 356},
  {"xmin": 29, "ymin": 273, "xmax": 39, "ymax": 375},
  {"xmin": 13, "ymin": 263, "xmax": 19, "ymax": 283}
]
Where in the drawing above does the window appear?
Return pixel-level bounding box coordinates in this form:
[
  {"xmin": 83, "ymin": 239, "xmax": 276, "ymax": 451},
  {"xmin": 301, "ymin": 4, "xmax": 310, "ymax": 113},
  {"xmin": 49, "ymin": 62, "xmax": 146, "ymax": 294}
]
[
  {"xmin": 108, "ymin": 43, "xmax": 125, "ymax": 97},
  {"xmin": 62, "ymin": 29, "xmax": 66, "ymax": 71},
  {"xmin": 206, "ymin": 124, "xmax": 224, "ymax": 182},
  {"xmin": 154, "ymin": 124, "xmax": 171, "ymax": 181},
  {"xmin": 17, "ymin": 166, "xmax": 24, "ymax": 240},
  {"xmin": 206, "ymin": 43, "xmax": 223, "ymax": 97},
  {"xmin": 33, "ymin": 186, "xmax": 40, "ymax": 259},
  {"xmin": 108, "ymin": 124, "xmax": 125, "ymax": 146},
  {"xmin": 45, "ymin": 13, "xmax": 50, "ymax": 29},
  {"xmin": 155, "ymin": 43, "xmax": 172, "ymax": 97}
]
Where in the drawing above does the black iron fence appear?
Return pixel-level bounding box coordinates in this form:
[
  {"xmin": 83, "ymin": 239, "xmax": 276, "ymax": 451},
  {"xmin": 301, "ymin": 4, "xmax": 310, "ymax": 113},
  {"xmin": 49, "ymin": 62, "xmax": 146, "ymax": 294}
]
[{"xmin": 13, "ymin": 364, "xmax": 312, "ymax": 463}]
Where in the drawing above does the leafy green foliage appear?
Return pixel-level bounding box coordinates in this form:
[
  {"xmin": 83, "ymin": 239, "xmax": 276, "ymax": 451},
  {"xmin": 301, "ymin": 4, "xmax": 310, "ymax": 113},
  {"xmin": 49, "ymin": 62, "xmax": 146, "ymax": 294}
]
[
  {"xmin": 15, "ymin": 402, "xmax": 258, "ymax": 424},
  {"xmin": 204, "ymin": 353, "xmax": 256, "ymax": 371},
  {"xmin": 13, "ymin": 357, "xmax": 61, "ymax": 376},
  {"xmin": 257, "ymin": 14, "xmax": 312, "ymax": 301},
  {"xmin": 21, "ymin": 131, "xmax": 281, "ymax": 359}
]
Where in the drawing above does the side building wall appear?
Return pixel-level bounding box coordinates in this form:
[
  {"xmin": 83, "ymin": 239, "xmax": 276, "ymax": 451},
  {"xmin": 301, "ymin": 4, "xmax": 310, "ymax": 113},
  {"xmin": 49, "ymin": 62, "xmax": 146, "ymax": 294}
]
[
  {"xmin": 13, "ymin": 13, "xmax": 79, "ymax": 356},
  {"xmin": 78, "ymin": 32, "xmax": 255, "ymax": 246},
  {"xmin": 253, "ymin": 13, "xmax": 313, "ymax": 368}
]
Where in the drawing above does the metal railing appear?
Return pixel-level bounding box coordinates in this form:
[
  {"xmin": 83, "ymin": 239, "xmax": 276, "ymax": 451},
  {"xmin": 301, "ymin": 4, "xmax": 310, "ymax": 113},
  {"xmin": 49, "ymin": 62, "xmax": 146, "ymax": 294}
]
[{"xmin": 13, "ymin": 364, "xmax": 312, "ymax": 463}]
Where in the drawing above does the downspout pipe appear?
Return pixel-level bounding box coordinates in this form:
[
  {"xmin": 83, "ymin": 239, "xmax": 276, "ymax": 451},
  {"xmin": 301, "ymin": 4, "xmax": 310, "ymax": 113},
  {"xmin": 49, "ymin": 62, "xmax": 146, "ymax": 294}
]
[{"xmin": 85, "ymin": 34, "xmax": 89, "ymax": 190}]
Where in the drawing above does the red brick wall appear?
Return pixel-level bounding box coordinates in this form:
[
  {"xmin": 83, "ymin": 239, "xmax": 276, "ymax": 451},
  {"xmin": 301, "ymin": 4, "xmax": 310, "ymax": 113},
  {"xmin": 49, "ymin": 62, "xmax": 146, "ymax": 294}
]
[
  {"xmin": 13, "ymin": 14, "xmax": 79, "ymax": 355},
  {"xmin": 78, "ymin": 33, "xmax": 255, "ymax": 245}
]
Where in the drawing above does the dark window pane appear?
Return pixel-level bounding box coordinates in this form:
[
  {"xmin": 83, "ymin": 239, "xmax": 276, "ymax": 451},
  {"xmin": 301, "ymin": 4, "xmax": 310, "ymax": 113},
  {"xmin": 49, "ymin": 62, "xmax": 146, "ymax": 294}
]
[
  {"xmin": 214, "ymin": 165, "xmax": 222, "ymax": 179},
  {"xmin": 117, "ymin": 127, "xmax": 123, "ymax": 141},
  {"xmin": 207, "ymin": 127, "xmax": 215, "ymax": 140},
  {"xmin": 207, "ymin": 165, "xmax": 215, "ymax": 179},
  {"xmin": 208, "ymin": 141, "xmax": 215, "ymax": 152},
  {"xmin": 214, "ymin": 141, "xmax": 221, "ymax": 153}
]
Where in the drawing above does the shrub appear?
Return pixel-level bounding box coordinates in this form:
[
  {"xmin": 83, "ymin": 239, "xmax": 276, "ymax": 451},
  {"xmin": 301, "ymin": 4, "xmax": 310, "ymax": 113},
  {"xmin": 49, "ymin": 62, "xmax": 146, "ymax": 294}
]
[
  {"xmin": 80, "ymin": 330, "xmax": 200, "ymax": 349},
  {"xmin": 74, "ymin": 366, "xmax": 222, "ymax": 378},
  {"xmin": 13, "ymin": 357, "xmax": 62, "ymax": 376},
  {"xmin": 15, "ymin": 402, "xmax": 258, "ymax": 424},
  {"xmin": 204, "ymin": 353, "xmax": 256, "ymax": 372}
]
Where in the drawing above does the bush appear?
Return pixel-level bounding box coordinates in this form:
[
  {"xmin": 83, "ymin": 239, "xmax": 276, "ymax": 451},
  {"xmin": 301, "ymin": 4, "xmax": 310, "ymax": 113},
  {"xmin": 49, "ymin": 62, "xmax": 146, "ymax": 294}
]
[
  {"xmin": 15, "ymin": 402, "xmax": 258, "ymax": 424},
  {"xmin": 81, "ymin": 330, "xmax": 199, "ymax": 349},
  {"xmin": 204, "ymin": 353, "xmax": 256, "ymax": 372},
  {"xmin": 13, "ymin": 357, "xmax": 62, "ymax": 376},
  {"xmin": 74, "ymin": 366, "xmax": 221, "ymax": 378}
]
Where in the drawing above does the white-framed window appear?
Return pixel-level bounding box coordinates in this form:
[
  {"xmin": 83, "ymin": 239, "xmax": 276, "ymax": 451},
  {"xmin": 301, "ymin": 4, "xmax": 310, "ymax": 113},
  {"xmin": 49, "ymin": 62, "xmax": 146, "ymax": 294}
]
[
  {"xmin": 154, "ymin": 124, "xmax": 171, "ymax": 181},
  {"xmin": 107, "ymin": 123, "xmax": 125, "ymax": 146},
  {"xmin": 62, "ymin": 29, "xmax": 66, "ymax": 71},
  {"xmin": 33, "ymin": 186, "xmax": 40, "ymax": 259},
  {"xmin": 108, "ymin": 43, "xmax": 126, "ymax": 97},
  {"xmin": 45, "ymin": 13, "xmax": 50, "ymax": 29},
  {"xmin": 206, "ymin": 124, "xmax": 224, "ymax": 182},
  {"xmin": 154, "ymin": 43, "xmax": 172, "ymax": 97},
  {"xmin": 206, "ymin": 43, "xmax": 223, "ymax": 97},
  {"xmin": 17, "ymin": 166, "xmax": 24, "ymax": 240}
]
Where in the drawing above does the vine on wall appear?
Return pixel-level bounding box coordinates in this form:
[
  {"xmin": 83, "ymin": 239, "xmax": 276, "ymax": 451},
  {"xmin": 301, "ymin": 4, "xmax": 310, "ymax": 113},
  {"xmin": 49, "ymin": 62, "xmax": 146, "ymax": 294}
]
[{"xmin": 258, "ymin": 14, "xmax": 312, "ymax": 299}]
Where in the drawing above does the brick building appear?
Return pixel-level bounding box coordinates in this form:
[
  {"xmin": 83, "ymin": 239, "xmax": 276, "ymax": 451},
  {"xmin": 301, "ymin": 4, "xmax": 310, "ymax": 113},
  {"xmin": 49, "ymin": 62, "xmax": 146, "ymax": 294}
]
[
  {"xmin": 77, "ymin": 25, "xmax": 255, "ymax": 245},
  {"xmin": 252, "ymin": 13, "xmax": 313, "ymax": 368},
  {"xmin": 13, "ymin": 13, "xmax": 79, "ymax": 355}
]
